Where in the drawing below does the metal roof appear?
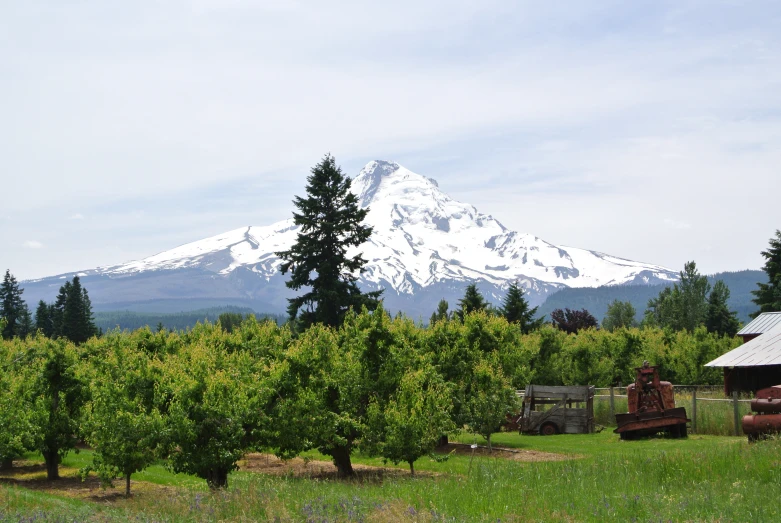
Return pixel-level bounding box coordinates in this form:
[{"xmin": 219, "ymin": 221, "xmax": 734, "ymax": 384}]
[
  {"xmin": 737, "ymin": 312, "xmax": 781, "ymax": 336},
  {"xmin": 706, "ymin": 322, "xmax": 781, "ymax": 367}
]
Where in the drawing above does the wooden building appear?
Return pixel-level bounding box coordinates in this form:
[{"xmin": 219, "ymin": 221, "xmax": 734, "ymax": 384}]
[{"xmin": 706, "ymin": 314, "xmax": 781, "ymax": 394}]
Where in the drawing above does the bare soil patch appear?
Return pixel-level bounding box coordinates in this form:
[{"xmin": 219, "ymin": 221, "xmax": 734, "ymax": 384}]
[
  {"xmin": 239, "ymin": 453, "xmax": 423, "ymax": 481},
  {"xmin": 437, "ymin": 442, "xmax": 573, "ymax": 462},
  {"xmin": 0, "ymin": 459, "xmax": 176, "ymax": 503}
]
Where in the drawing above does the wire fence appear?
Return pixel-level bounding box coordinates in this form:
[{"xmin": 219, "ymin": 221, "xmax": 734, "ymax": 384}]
[{"xmin": 592, "ymin": 386, "xmax": 751, "ymax": 437}]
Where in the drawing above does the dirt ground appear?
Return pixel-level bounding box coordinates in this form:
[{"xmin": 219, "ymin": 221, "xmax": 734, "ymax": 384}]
[
  {"xmin": 0, "ymin": 460, "xmax": 176, "ymax": 503},
  {"xmin": 238, "ymin": 444, "xmax": 571, "ymax": 480},
  {"xmin": 438, "ymin": 442, "xmax": 573, "ymax": 462}
]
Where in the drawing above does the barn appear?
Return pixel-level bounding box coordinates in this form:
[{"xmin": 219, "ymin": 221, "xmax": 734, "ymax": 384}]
[{"xmin": 706, "ymin": 312, "xmax": 781, "ymax": 394}]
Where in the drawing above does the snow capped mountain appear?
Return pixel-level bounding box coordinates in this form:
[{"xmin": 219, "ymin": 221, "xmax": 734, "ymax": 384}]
[{"xmin": 90, "ymin": 160, "xmax": 676, "ymax": 310}]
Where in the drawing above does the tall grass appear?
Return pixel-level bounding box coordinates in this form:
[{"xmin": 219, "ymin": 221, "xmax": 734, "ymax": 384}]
[
  {"xmin": 593, "ymin": 388, "xmax": 754, "ymax": 436},
  {"xmin": 3, "ymin": 435, "xmax": 781, "ymax": 522}
]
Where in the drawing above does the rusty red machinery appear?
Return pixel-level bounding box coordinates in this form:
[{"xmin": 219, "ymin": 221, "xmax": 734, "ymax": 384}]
[
  {"xmin": 743, "ymin": 385, "xmax": 781, "ymax": 441},
  {"xmin": 614, "ymin": 362, "xmax": 690, "ymax": 440}
]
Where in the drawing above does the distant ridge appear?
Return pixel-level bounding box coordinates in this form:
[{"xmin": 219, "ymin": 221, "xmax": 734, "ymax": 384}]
[{"xmin": 21, "ymin": 160, "xmax": 679, "ymax": 319}]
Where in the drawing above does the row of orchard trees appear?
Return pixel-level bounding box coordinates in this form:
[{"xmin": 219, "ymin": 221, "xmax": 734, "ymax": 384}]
[{"xmin": 0, "ymin": 306, "xmax": 740, "ymax": 494}]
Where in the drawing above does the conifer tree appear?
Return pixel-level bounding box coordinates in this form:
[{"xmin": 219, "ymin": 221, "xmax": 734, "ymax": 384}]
[
  {"xmin": 500, "ymin": 281, "xmax": 542, "ymax": 333},
  {"xmin": 706, "ymin": 280, "xmax": 740, "ymax": 337},
  {"xmin": 35, "ymin": 300, "xmax": 55, "ymax": 338},
  {"xmin": 429, "ymin": 298, "xmax": 450, "ymax": 325},
  {"xmin": 276, "ymin": 154, "xmax": 382, "ymax": 330},
  {"xmin": 751, "ymin": 229, "xmax": 781, "ymax": 318},
  {"xmin": 0, "ymin": 270, "xmax": 26, "ymax": 339},
  {"xmin": 643, "ymin": 261, "xmax": 709, "ymax": 332},
  {"xmin": 455, "ymin": 283, "xmax": 488, "ymax": 321},
  {"xmin": 49, "ymin": 277, "xmax": 97, "ymax": 343}
]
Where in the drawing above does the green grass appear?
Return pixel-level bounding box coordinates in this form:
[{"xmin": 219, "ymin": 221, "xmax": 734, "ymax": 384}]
[{"xmin": 3, "ymin": 432, "xmax": 780, "ymax": 522}]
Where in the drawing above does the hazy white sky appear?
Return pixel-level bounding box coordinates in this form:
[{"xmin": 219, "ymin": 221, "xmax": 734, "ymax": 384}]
[{"xmin": 2, "ymin": 0, "xmax": 780, "ymax": 280}]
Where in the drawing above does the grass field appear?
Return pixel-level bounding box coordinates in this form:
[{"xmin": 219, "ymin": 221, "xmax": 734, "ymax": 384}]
[{"xmin": 1, "ymin": 430, "xmax": 779, "ymax": 522}]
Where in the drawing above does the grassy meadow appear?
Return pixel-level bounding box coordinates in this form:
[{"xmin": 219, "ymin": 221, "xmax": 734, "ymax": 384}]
[{"xmin": 2, "ymin": 430, "xmax": 779, "ymax": 522}]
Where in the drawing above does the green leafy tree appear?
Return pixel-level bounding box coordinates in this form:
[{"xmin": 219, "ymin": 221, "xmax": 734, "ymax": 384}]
[
  {"xmin": 156, "ymin": 334, "xmax": 269, "ymax": 489},
  {"xmin": 500, "ymin": 281, "xmax": 542, "ymax": 333},
  {"xmin": 644, "ymin": 261, "xmax": 710, "ymax": 332},
  {"xmin": 455, "ymin": 283, "xmax": 488, "ymax": 321},
  {"xmin": 276, "ymin": 154, "xmax": 382, "ymax": 330},
  {"xmin": 429, "ymin": 298, "xmax": 450, "ymax": 325},
  {"xmin": 0, "ymin": 270, "xmax": 26, "ymax": 339},
  {"xmin": 602, "ymin": 300, "xmax": 638, "ymax": 332},
  {"xmin": 79, "ymin": 334, "xmax": 164, "ymax": 496},
  {"xmin": 706, "ymin": 280, "xmax": 740, "ymax": 337},
  {"xmin": 31, "ymin": 338, "xmax": 86, "ymax": 480},
  {"xmin": 751, "ymin": 230, "xmax": 781, "ymax": 317},
  {"xmin": 0, "ymin": 340, "xmax": 45, "ymax": 469},
  {"xmin": 365, "ymin": 366, "xmax": 454, "ymax": 475},
  {"xmin": 463, "ymin": 358, "xmax": 519, "ymax": 450}
]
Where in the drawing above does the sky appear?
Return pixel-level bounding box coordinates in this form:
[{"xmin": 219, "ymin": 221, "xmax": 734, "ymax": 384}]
[{"xmin": 1, "ymin": 0, "xmax": 780, "ymax": 281}]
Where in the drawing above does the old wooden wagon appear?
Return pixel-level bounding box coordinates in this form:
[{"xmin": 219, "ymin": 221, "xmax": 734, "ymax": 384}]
[{"xmin": 517, "ymin": 385, "xmax": 596, "ymax": 435}]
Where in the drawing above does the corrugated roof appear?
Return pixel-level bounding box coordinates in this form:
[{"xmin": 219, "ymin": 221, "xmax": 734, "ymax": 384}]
[
  {"xmin": 737, "ymin": 312, "xmax": 781, "ymax": 336},
  {"xmin": 706, "ymin": 322, "xmax": 781, "ymax": 367}
]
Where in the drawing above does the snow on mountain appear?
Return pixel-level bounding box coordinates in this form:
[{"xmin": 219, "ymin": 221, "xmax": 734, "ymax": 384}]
[{"xmin": 99, "ymin": 160, "xmax": 677, "ymax": 301}]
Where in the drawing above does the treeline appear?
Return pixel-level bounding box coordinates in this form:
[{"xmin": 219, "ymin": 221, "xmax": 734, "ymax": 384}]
[
  {"xmin": 93, "ymin": 306, "xmax": 285, "ymax": 333},
  {"xmin": 0, "ymin": 306, "xmax": 739, "ymax": 494},
  {"xmin": 1, "ymin": 271, "xmax": 97, "ymax": 342}
]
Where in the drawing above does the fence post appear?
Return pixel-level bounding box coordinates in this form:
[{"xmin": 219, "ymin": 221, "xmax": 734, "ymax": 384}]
[
  {"xmin": 733, "ymin": 391, "xmax": 740, "ymax": 437},
  {"xmin": 692, "ymin": 388, "xmax": 697, "ymax": 434},
  {"xmin": 609, "ymin": 386, "xmax": 615, "ymax": 420}
]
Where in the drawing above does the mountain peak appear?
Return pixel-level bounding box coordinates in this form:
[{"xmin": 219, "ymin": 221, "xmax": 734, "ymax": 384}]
[{"xmin": 353, "ymin": 160, "xmax": 439, "ymax": 207}]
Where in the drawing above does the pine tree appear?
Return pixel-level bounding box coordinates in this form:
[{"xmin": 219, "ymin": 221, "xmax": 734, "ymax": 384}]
[
  {"xmin": 50, "ymin": 277, "xmax": 97, "ymax": 343},
  {"xmin": 455, "ymin": 283, "xmax": 488, "ymax": 321},
  {"xmin": 429, "ymin": 299, "xmax": 450, "ymax": 325},
  {"xmin": 706, "ymin": 280, "xmax": 741, "ymax": 337},
  {"xmin": 500, "ymin": 281, "xmax": 542, "ymax": 333},
  {"xmin": 276, "ymin": 154, "xmax": 382, "ymax": 330},
  {"xmin": 751, "ymin": 229, "xmax": 781, "ymax": 318},
  {"xmin": 17, "ymin": 304, "xmax": 34, "ymax": 338},
  {"xmin": 0, "ymin": 270, "xmax": 26, "ymax": 339},
  {"xmin": 35, "ymin": 301, "xmax": 54, "ymax": 338},
  {"xmin": 51, "ymin": 281, "xmax": 70, "ymax": 338}
]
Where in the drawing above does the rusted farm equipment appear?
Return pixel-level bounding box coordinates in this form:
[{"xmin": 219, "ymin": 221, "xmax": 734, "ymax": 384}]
[
  {"xmin": 614, "ymin": 362, "xmax": 689, "ymax": 440},
  {"xmin": 517, "ymin": 385, "xmax": 595, "ymax": 435},
  {"xmin": 743, "ymin": 385, "xmax": 781, "ymax": 442}
]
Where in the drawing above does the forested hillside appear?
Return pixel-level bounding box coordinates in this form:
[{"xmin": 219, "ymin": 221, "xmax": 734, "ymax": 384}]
[
  {"xmin": 537, "ymin": 270, "xmax": 763, "ymax": 325},
  {"xmin": 94, "ymin": 306, "xmax": 284, "ymax": 333}
]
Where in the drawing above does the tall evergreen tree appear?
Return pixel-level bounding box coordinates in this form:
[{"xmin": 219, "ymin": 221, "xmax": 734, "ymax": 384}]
[
  {"xmin": 500, "ymin": 281, "xmax": 542, "ymax": 333},
  {"xmin": 706, "ymin": 280, "xmax": 741, "ymax": 337},
  {"xmin": 455, "ymin": 283, "xmax": 488, "ymax": 321},
  {"xmin": 0, "ymin": 270, "xmax": 26, "ymax": 339},
  {"xmin": 47, "ymin": 277, "xmax": 97, "ymax": 343},
  {"xmin": 35, "ymin": 300, "xmax": 55, "ymax": 338},
  {"xmin": 17, "ymin": 304, "xmax": 34, "ymax": 338},
  {"xmin": 51, "ymin": 281, "xmax": 70, "ymax": 339},
  {"xmin": 276, "ymin": 154, "xmax": 382, "ymax": 330},
  {"xmin": 751, "ymin": 229, "xmax": 781, "ymax": 318},
  {"xmin": 429, "ymin": 298, "xmax": 450, "ymax": 325}
]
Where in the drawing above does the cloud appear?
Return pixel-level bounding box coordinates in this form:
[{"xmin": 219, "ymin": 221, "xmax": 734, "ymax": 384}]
[
  {"xmin": 664, "ymin": 219, "xmax": 692, "ymax": 230},
  {"xmin": 69, "ymin": 213, "xmax": 84, "ymax": 220},
  {"xmin": 23, "ymin": 240, "xmax": 44, "ymax": 249}
]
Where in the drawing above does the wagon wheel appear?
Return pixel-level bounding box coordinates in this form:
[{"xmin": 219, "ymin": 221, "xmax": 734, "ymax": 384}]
[{"xmin": 539, "ymin": 422, "xmax": 559, "ymax": 436}]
